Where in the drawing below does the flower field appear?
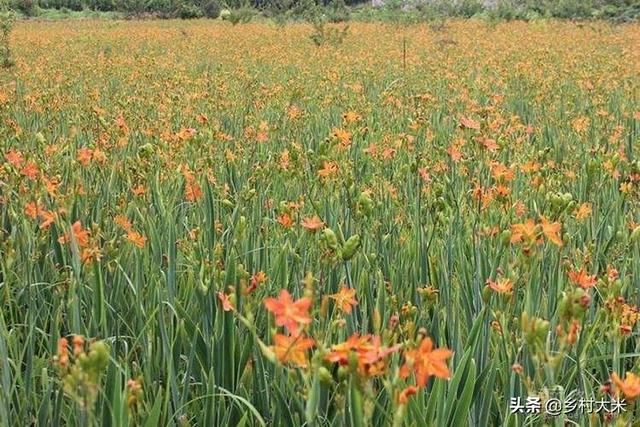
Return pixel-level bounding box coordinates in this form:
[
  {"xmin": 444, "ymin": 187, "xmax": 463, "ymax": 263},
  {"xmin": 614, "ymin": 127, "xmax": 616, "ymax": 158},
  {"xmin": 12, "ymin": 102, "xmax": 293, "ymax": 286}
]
[{"xmin": 1, "ymin": 19, "xmax": 640, "ymax": 426}]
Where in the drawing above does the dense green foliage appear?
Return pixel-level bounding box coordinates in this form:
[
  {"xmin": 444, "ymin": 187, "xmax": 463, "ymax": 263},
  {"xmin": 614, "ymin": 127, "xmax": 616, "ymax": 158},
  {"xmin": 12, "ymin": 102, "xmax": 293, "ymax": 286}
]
[{"xmin": 3, "ymin": 0, "xmax": 640, "ymax": 21}]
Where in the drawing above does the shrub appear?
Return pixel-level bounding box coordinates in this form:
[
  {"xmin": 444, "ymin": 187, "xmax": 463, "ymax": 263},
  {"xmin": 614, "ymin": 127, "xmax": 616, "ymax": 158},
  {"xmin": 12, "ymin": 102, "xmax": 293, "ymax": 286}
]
[
  {"xmin": 0, "ymin": 9, "xmax": 13, "ymax": 68},
  {"xmin": 175, "ymin": 1, "xmax": 202, "ymax": 18},
  {"xmin": 202, "ymin": 0, "xmax": 219, "ymax": 18},
  {"xmin": 225, "ymin": 6, "xmax": 254, "ymax": 24},
  {"xmin": 12, "ymin": 0, "xmax": 36, "ymax": 15},
  {"xmin": 309, "ymin": 16, "xmax": 349, "ymax": 46},
  {"xmin": 326, "ymin": 0, "xmax": 349, "ymax": 22}
]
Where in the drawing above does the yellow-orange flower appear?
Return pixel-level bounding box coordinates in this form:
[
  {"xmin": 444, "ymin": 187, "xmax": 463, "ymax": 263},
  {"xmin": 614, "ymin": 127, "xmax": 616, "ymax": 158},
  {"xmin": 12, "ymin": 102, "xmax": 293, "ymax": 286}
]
[
  {"xmin": 611, "ymin": 372, "xmax": 640, "ymax": 401},
  {"xmin": 540, "ymin": 216, "xmax": 563, "ymax": 246},
  {"xmin": 271, "ymin": 333, "xmax": 314, "ymax": 368},
  {"xmin": 329, "ymin": 287, "xmax": 358, "ymax": 314},
  {"xmin": 486, "ymin": 278, "xmax": 513, "ymax": 294}
]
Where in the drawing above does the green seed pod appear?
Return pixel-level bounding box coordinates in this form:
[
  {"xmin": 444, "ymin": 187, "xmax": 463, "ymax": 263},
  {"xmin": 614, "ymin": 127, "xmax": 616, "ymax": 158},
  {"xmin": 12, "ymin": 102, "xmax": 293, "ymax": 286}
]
[
  {"xmin": 337, "ymin": 365, "xmax": 349, "ymax": 380},
  {"xmin": 342, "ymin": 235, "xmax": 361, "ymax": 260},
  {"xmin": 243, "ymin": 188, "xmax": 257, "ymax": 201},
  {"xmin": 500, "ymin": 230, "xmax": 512, "ymax": 246},
  {"xmin": 257, "ymin": 340, "xmax": 276, "ymax": 365},
  {"xmin": 535, "ymin": 319, "xmax": 550, "ymax": 342},
  {"xmin": 631, "ymin": 226, "xmax": 640, "ymax": 243},
  {"xmin": 222, "ymin": 199, "xmax": 234, "ymax": 208},
  {"xmin": 35, "ymin": 132, "xmax": 46, "ymax": 145},
  {"xmin": 321, "ymin": 228, "xmax": 339, "ymax": 251},
  {"xmin": 481, "ymin": 285, "xmax": 491, "ymax": 303},
  {"xmin": 357, "ymin": 191, "xmax": 374, "ymax": 216},
  {"xmin": 318, "ymin": 366, "xmax": 333, "ymax": 384},
  {"xmin": 237, "ymin": 216, "xmax": 246, "ymax": 238},
  {"xmin": 138, "ymin": 143, "xmax": 154, "ymax": 157}
]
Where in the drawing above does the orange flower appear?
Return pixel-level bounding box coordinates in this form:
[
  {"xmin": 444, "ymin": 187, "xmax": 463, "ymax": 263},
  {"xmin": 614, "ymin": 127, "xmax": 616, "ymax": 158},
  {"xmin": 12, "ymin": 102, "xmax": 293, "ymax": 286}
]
[
  {"xmin": 574, "ymin": 203, "xmax": 592, "ymax": 220},
  {"xmin": 5, "ymin": 149, "xmax": 24, "ymax": 167},
  {"xmin": 510, "ymin": 218, "xmax": 538, "ymax": 245},
  {"xmin": 72, "ymin": 335, "xmax": 84, "ymax": 357},
  {"xmin": 38, "ymin": 210, "xmax": 57, "ymax": 230},
  {"xmin": 58, "ymin": 221, "xmax": 90, "ymax": 248},
  {"xmin": 325, "ymin": 334, "xmax": 399, "ymax": 377},
  {"xmin": 567, "ymin": 268, "xmax": 597, "ymax": 289},
  {"xmin": 539, "ymin": 216, "xmax": 563, "ymax": 246},
  {"xmin": 25, "ymin": 201, "xmax": 40, "ymax": 219},
  {"xmin": 277, "ymin": 213, "xmax": 293, "ymax": 228},
  {"xmin": 486, "ymin": 277, "xmax": 513, "ymax": 294},
  {"xmin": 332, "ymin": 128, "xmax": 352, "ymax": 146},
  {"xmin": 132, "ymin": 185, "xmax": 146, "ymax": 197},
  {"xmin": 480, "ymin": 137, "xmax": 498, "ymax": 151},
  {"xmin": 57, "ymin": 337, "xmax": 69, "ymax": 366},
  {"xmin": 271, "ymin": 333, "xmax": 314, "ymax": 368},
  {"xmin": 329, "ymin": 287, "xmax": 358, "ymax": 314},
  {"xmin": 77, "ymin": 147, "xmax": 93, "ymax": 166},
  {"xmin": 342, "ymin": 110, "xmax": 361, "ymax": 123},
  {"xmin": 264, "ymin": 290, "xmax": 312, "ymax": 336},
  {"xmin": 459, "ymin": 117, "xmax": 480, "ymax": 130},
  {"xmin": 217, "ymin": 291, "xmax": 234, "ymax": 312},
  {"xmin": 398, "ymin": 386, "xmax": 419, "ymax": 405},
  {"xmin": 301, "ymin": 216, "xmax": 325, "ymax": 232},
  {"xmin": 447, "ymin": 144, "xmax": 463, "ymax": 162},
  {"xmin": 115, "ymin": 215, "xmax": 132, "ymax": 231},
  {"xmin": 20, "ymin": 162, "xmax": 39, "ymax": 180},
  {"xmin": 126, "ymin": 230, "xmax": 147, "ymax": 248},
  {"xmin": 611, "ymin": 372, "xmax": 640, "ymax": 401},
  {"xmin": 185, "ymin": 180, "xmax": 203, "ymax": 202},
  {"xmin": 247, "ymin": 271, "xmax": 267, "ymax": 293},
  {"xmin": 318, "ymin": 161, "xmax": 338, "ymax": 179},
  {"xmin": 400, "ymin": 337, "xmax": 453, "ymax": 387}
]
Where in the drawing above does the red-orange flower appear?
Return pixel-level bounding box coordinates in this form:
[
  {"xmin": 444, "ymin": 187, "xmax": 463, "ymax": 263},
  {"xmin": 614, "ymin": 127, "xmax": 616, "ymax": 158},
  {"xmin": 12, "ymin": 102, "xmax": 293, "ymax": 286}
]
[
  {"xmin": 264, "ymin": 290, "xmax": 312, "ymax": 336},
  {"xmin": 400, "ymin": 337, "xmax": 453, "ymax": 387},
  {"xmin": 325, "ymin": 334, "xmax": 399, "ymax": 377},
  {"xmin": 567, "ymin": 268, "xmax": 597, "ymax": 289},
  {"xmin": 217, "ymin": 291, "xmax": 234, "ymax": 312},
  {"xmin": 247, "ymin": 271, "xmax": 267, "ymax": 293}
]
